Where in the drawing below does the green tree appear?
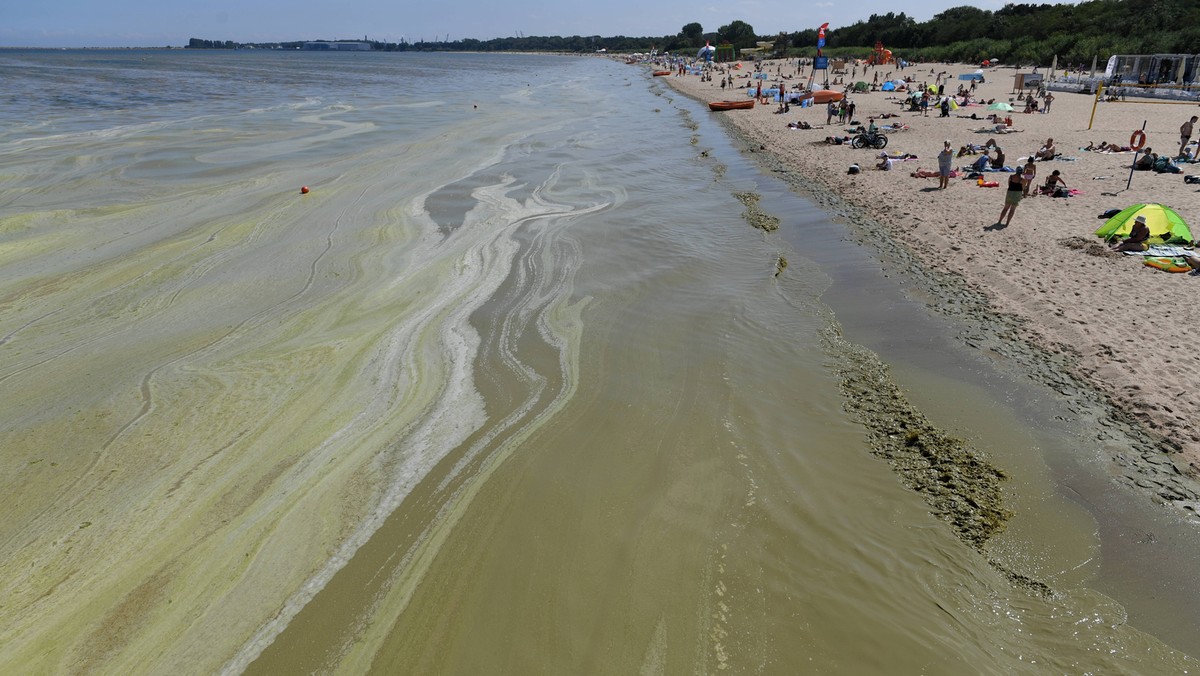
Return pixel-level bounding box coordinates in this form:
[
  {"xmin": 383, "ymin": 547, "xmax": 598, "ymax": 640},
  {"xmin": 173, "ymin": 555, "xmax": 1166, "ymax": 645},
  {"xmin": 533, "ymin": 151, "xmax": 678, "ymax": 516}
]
[
  {"xmin": 680, "ymin": 23, "xmax": 704, "ymax": 46},
  {"xmin": 718, "ymin": 20, "xmax": 757, "ymax": 49}
]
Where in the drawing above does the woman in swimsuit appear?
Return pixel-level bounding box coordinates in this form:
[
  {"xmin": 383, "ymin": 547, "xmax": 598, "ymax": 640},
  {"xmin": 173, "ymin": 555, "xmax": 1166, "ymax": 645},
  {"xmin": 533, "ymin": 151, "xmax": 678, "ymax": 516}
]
[{"xmin": 997, "ymin": 170, "xmax": 1023, "ymax": 226}]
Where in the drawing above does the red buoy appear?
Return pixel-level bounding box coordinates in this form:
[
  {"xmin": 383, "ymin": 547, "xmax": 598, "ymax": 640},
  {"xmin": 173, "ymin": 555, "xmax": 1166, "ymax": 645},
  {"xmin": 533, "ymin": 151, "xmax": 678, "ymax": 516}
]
[{"xmin": 300, "ymin": 186, "xmax": 310, "ymax": 194}]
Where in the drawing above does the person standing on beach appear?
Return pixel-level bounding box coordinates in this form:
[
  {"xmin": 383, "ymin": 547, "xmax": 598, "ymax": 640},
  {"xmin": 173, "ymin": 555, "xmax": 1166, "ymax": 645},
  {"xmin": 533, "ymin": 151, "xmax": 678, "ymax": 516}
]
[
  {"xmin": 937, "ymin": 140, "xmax": 953, "ymax": 189},
  {"xmin": 1020, "ymin": 157, "xmax": 1037, "ymax": 196},
  {"xmin": 997, "ymin": 171, "xmax": 1023, "ymax": 226},
  {"xmin": 1180, "ymin": 115, "xmax": 1198, "ymax": 157},
  {"xmin": 1042, "ymin": 90, "xmax": 1053, "ymax": 113},
  {"xmin": 826, "ymin": 100, "xmax": 836, "ymax": 126}
]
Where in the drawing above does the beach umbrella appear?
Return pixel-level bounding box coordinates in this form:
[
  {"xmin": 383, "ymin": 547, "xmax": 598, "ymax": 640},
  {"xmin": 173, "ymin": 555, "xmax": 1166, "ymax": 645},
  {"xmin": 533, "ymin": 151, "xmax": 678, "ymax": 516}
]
[
  {"xmin": 987, "ymin": 102, "xmax": 1014, "ymax": 111},
  {"xmin": 1096, "ymin": 204, "xmax": 1193, "ymax": 243}
]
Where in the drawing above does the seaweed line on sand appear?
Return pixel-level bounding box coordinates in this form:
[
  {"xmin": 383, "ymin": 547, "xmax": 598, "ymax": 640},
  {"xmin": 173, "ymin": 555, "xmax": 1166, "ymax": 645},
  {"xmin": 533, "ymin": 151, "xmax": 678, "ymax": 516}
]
[
  {"xmin": 823, "ymin": 322, "xmax": 1052, "ymax": 597},
  {"xmin": 697, "ymin": 101, "xmax": 1200, "ymax": 521}
]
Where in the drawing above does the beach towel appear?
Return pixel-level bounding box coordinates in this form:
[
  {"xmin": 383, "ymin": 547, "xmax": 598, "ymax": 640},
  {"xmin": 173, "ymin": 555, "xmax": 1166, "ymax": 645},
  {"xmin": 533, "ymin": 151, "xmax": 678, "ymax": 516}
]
[{"xmin": 1124, "ymin": 245, "xmax": 1194, "ymax": 258}]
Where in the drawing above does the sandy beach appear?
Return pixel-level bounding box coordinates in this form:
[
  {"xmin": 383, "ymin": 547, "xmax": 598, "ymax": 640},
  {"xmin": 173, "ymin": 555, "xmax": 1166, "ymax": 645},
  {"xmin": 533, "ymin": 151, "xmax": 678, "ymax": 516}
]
[{"xmin": 661, "ymin": 60, "xmax": 1200, "ymax": 516}]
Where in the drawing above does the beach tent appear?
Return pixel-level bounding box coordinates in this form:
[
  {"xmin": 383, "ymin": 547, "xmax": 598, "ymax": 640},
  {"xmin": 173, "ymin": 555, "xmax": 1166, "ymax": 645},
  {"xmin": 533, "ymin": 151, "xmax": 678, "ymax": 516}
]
[
  {"xmin": 881, "ymin": 81, "xmax": 896, "ymax": 91},
  {"xmin": 853, "ymin": 81, "xmax": 868, "ymax": 92},
  {"xmin": 1096, "ymin": 204, "xmax": 1193, "ymax": 243},
  {"xmin": 987, "ymin": 102, "xmax": 1014, "ymax": 111}
]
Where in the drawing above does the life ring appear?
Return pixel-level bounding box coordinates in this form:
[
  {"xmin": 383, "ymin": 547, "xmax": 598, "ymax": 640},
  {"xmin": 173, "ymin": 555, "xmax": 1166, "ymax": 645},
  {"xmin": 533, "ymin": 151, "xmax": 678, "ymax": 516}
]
[{"xmin": 1130, "ymin": 129, "xmax": 1147, "ymax": 151}]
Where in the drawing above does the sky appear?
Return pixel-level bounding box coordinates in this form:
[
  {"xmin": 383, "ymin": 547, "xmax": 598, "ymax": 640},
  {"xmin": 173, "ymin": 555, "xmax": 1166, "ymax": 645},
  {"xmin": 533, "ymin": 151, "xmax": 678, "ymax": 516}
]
[{"xmin": 1, "ymin": 0, "xmax": 1019, "ymax": 48}]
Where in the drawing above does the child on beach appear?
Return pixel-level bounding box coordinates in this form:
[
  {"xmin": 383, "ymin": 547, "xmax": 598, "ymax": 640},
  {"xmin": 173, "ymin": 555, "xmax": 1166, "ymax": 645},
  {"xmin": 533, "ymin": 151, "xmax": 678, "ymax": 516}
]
[{"xmin": 1021, "ymin": 157, "xmax": 1036, "ymax": 196}]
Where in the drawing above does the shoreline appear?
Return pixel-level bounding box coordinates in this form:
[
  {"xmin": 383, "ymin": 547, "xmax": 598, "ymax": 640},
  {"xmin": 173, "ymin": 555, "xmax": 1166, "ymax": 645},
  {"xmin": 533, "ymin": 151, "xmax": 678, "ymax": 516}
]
[{"xmin": 655, "ymin": 62, "xmax": 1200, "ymax": 519}]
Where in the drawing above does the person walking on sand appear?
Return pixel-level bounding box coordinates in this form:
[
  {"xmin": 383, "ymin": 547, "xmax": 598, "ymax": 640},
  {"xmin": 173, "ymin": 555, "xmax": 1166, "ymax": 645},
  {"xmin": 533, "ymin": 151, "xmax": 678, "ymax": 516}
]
[
  {"xmin": 1180, "ymin": 115, "xmax": 1198, "ymax": 157},
  {"xmin": 937, "ymin": 140, "xmax": 953, "ymax": 189},
  {"xmin": 997, "ymin": 170, "xmax": 1023, "ymax": 226}
]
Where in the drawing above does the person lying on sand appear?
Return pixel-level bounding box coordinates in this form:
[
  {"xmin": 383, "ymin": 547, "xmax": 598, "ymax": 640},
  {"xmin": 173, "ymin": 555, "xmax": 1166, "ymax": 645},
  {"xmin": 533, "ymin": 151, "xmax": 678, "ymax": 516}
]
[
  {"xmin": 969, "ymin": 153, "xmax": 992, "ymax": 173},
  {"xmin": 1181, "ymin": 252, "xmax": 1200, "ymax": 275},
  {"xmin": 910, "ymin": 167, "xmax": 959, "ymax": 179},
  {"xmin": 787, "ymin": 120, "xmax": 813, "ymax": 129},
  {"xmin": 1084, "ymin": 141, "xmax": 1133, "ymax": 153}
]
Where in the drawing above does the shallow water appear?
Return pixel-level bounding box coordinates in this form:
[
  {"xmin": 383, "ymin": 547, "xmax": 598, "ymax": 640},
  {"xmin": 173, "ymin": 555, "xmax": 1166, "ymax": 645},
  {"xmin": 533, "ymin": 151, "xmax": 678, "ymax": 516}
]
[{"xmin": 0, "ymin": 50, "xmax": 1195, "ymax": 673}]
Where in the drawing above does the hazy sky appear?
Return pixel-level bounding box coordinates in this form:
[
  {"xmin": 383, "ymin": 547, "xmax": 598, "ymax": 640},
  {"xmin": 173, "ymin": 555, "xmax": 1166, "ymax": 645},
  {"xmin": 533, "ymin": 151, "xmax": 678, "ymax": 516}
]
[{"xmin": 2, "ymin": 0, "xmax": 1020, "ymax": 48}]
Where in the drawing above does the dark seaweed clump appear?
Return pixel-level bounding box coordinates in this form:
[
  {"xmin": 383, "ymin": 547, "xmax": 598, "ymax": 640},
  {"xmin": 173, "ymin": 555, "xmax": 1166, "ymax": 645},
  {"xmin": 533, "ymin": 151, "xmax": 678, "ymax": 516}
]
[{"xmin": 827, "ymin": 325, "xmax": 1052, "ymax": 597}]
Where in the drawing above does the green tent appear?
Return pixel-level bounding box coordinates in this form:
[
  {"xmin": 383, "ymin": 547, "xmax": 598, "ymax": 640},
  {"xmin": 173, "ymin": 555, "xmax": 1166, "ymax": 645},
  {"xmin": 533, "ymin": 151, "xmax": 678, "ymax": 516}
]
[
  {"xmin": 1095, "ymin": 203, "xmax": 1193, "ymax": 243},
  {"xmin": 853, "ymin": 81, "xmax": 869, "ymax": 92}
]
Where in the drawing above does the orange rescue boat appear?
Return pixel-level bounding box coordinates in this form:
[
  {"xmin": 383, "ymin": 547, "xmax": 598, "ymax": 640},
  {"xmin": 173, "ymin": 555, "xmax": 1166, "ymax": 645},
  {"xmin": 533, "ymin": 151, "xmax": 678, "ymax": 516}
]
[{"xmin": 708, "ymin": 100, "xmax": 755, "ymax": 111}]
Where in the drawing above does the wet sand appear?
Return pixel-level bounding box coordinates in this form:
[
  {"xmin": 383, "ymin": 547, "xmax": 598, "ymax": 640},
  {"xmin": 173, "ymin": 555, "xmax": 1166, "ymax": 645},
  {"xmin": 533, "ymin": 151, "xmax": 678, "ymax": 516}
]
[{"xmin": 661, "ymin": 61, "xmax": 1200, "ymax": 520}]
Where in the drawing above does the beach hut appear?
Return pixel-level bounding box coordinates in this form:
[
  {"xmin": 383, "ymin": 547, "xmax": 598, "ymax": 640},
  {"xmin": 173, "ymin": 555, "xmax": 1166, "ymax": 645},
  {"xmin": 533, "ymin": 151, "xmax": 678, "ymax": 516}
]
[{"xmin": 1096, "ymin": 204, "xmax": 1193, "ymax": 243}]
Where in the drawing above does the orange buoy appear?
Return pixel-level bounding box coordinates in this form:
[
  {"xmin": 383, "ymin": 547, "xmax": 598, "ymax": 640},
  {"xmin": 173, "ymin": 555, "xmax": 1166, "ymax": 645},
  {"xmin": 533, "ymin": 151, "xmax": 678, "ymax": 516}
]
[
  {"xmin": 1130, "ymin": 129, "xmax": 1147, "ymax": 151},
  {"xmin": 300, "ymin": 186, "xmax": 310, "ymax": 194}
]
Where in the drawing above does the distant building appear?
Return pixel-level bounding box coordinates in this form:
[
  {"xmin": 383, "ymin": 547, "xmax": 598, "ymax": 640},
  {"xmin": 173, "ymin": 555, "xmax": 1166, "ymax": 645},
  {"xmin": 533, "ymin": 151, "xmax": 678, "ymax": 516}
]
[
  {"xmin": 303, "ymin": 41, "xmax": 372, "ymax": 51},
  {"xmin": 1105, "ymin": 54, "xmax": 1199, "ymax": 85}
]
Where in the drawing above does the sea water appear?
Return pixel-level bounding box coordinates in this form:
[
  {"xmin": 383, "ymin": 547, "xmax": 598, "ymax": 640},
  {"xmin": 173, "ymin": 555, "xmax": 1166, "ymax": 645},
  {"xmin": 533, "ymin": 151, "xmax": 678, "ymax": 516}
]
[{"xmin": 0, "ymin": 49, "xmax": 1195, "ymax": 673}]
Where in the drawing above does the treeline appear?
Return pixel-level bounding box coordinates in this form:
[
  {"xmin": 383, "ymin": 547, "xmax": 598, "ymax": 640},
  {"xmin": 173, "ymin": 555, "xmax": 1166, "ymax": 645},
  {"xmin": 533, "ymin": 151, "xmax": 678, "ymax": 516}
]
[
  {"xmin": 809, "ymin": 0, "xmax": 1200, "ymax": 65},
  {"xmin": 186, "ymin": 0, "xmax": 1200, "ymax": 65}
]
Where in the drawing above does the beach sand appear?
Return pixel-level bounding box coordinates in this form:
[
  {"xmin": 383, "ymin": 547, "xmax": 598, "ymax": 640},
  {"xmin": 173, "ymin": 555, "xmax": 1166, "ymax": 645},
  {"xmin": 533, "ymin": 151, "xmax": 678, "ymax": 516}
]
[{"xmin": 662, "ymin": 61, "xmax": 1200, "ymax": 516}]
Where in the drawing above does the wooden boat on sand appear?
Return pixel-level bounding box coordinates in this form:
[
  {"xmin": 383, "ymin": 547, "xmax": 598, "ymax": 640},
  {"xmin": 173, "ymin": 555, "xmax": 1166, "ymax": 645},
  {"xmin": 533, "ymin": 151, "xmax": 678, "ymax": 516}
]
[
  {"xmin": 652, "ymin": 70, "xmax": 671, "ymax": 76},
  {"xmin": 708, "ymin": 100, "xmax": 755, "ymax": 111}
]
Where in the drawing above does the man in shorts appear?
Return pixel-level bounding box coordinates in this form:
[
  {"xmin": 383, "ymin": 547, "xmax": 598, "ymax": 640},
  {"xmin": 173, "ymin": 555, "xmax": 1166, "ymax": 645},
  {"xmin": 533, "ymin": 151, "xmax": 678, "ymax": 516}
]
[{"xmin": 1180, "ymin": 115, "xmax": 1198, "ymax": 158}]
